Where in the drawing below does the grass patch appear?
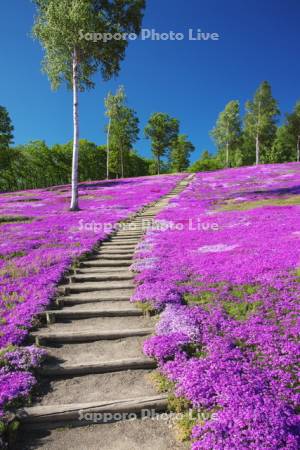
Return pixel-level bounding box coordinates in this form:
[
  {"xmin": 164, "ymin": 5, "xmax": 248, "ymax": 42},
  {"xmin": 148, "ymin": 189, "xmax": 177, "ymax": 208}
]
[
  {"xmin": 183, "ymin": 284, "xmax": 259, "ymax": 309},
  {"xmin": 149, "ymin": 371, "xmax": 174, "ymax": 393},
  {"xmin": 97, "ymin": 195, "xmax": 114, "ymax": 200},
  {"xmin": 0, "ymin": 215, "xmax": 33, "ymax": 224},
  {"xmin": 230, "ymin": 289, "xmax": 244, "ymax": 299},
  {"xmin": 182, "ymin": 343, "xmax": 207, "ymax": 359},
  {"xmin": 230, "ymin": 284, "xmax": 259, "ymax": 299},
  {"xmin": 179, "ymin": 280, "xmax": 204, "ymax": 287},
  {"xmin": 0, "ymin": 345, "xmax": 15, "ymax": 362},
  {"xmin": 168, "ymin": 394, "xmax": 191, "ymax": 413},
  {"xmin": 219, "ymin": 195, "xmax": 300, "ymax": 212},
  {"xmin": 175, "ymin": 411, "xmax": 199, "ymax": 442},
  {"xmin": 148, "ymin": 371, "xmax": 190, "ymax": 412},
  {"xmin": 175, "ymin": 409, "xmax": 213, "ymax": 442},
  {"xmin": 1, "ymin": 292, "xmax": 25, "ymax": 309},
  {"xmin": 234, "ymin": 339, "xmax": 257, "ymax": 351},
  {"xmin": 10, "ymin": 198, "xmax": 40, "ymax": 203},
  {"xmin": 135, "ymin": 301, "xmax": 156, "ymax": 315},
  {"xmin": 223, "ymin": 300, "xmax": 262, "ymax": 321},
  {"xmin": 1, "ymin": 256, "xmax": 55, "ymax": 278},
  {"xmin": 0, "ymin": 251, "xmax": 26, "ymax": 260},
  {"xmin": 184, "ymin": 291, "xmax": 215, "ymax": 306},
  {"xmin": 0, "ymin": 263, "xmax": 29, "ymax": 279},
  {"xmin": 80, "ymin": 195, "xmax": 95, "ymax": 200},
  {"xmin": 149, "ymin": 371, "xmax": 210, "ymax": 443}
]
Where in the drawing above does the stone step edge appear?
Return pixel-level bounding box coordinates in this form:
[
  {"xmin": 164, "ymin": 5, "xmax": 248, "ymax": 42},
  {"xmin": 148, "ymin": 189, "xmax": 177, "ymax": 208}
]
[
  {"xmin": 38, "ymin": 357, "xmax": 156, "ymax": 377},
  {"xmin": 58, "ymin": 282, "xmax": 134, "ymax": 294},
  {"xmin": 33, "ymin": 328, "xmax": 154, "ymax": 344},
  {"xmin": 69, "ymin": 274, "xmax": 134, "ymax": 283},
  {"xmin": 38, "ymin": 308, "xmax": 143, "ymax": 322},
  {"xmin": 17, "ymin": 395, "xmax": 168, "ymax": 429},
  {"xmin": 79, "ymin": 261, "xmax": 132, "ymax": 268},
  {"xmin": 57, "ymin": 295, "xmax": 132, "ymax": 306}
]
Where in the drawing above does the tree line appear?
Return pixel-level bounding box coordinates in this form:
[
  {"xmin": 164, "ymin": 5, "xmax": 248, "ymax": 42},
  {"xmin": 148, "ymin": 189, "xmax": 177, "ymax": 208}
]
[
  {"xmin": 1, "ymin": 79, "xmax": 300, "ymax": 192},
  {"xmin": 0, "ymin": 136, "xmax": 150, "ymax": 193},
  {"xmin": 0, "ymin": 58, "xmax": 195, "ymax": 193},
  {"xmin": 193, "ymin": 80, "xmax": 300, "ymax": 171},
  {"xmin": 0, "ymin": 96, "xmax": 194, "ymax": 193},
  {"xmin": 105, "ymin": 85, "xmax": 195, "ymax": 177}
]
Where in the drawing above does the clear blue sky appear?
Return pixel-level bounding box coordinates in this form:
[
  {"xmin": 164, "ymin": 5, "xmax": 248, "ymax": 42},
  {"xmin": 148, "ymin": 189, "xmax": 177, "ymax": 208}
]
[{"xmin": 1, "ymin": 0, "xmax": 300, "ymax": 162}]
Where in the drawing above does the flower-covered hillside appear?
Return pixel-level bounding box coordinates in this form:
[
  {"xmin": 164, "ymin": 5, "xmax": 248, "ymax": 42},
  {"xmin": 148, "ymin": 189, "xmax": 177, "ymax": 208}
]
[
  {"xmin": 133, "ymin": 163, "xmax": 300, "ymax": 450},
  {"xmin": 0, "ymin": 174, "xmax": 183, "ymax": 415}
]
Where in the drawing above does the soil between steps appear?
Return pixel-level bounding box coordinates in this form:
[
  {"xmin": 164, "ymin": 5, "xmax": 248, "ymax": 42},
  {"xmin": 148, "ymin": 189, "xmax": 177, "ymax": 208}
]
[
  {"xmin": 44, "ymin": 336, "xmax": 146, "ymax": 365},
  {"xmin": 61, "ymin": 289, "xmax": 133, "ymax": 302},
  {"xmin": 36, "ymin": 316, "xmax": 156, "ymax": 333},
  {"xmin": 57, "ymin": 300, "xmax": 137, "ymax": 312},
  {"xmin": 16, "ymin": 418, "xmax": 188, "ymax": 450},
  {"xmin": 34, "ymin": 370, "xmax": 157, "ymax": 405}
]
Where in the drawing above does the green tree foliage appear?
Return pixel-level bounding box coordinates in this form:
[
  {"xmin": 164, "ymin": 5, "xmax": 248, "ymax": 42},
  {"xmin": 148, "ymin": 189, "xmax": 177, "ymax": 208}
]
[
  {"xmin": 148, "ymin": 159, "xmax": 170, "ymax": 175},
  {"xmin": 211, "ymin": 100, "xmax": 242, "ymax": 167},
  {"xmin": 126, "ymin": 151, "xmax": 151, "ymax": 177},
  {"xmin": 169, "ymin": 134, "xmax": 195, "ymax": 172},
  {"xmin": 145, "ymin": 113, "xmax": 179, "ymax": 174},
  {"xmin": 189, "ymin": 150, "xmax": 222, "ymax": 172},
  {"xmin": 107, "ymin": 88, "xmax": 140, "ymax": 178},
  {"xmin": 0, "ymin": 140, "xmax": 149, "ymax": 192},
  {"xmin": 243, "ymin": 81, "xmax": 280, "ymax": 165},
  {"xmin": 104, "ymin": 86, "xmax": 126, "ymax": 179},
  {"xmin": 110, "ymin": 107, "xmax": 139, "ymax": 178},
  {"xmin": 32, "ymin": 0, "xmax": 145, "ymax": 210},
  {"xmin": 269, "ymin": 126, "xmax": 294, "ymax": 163},
  {"xmin": 270, "ymin": 102, "xmax": 300, "ymax": 163},
  {"xmin": 285, "ymin": 101, "xmax": 300, "ymax": 162},
  {"xmin": 0, "ymin": 106, "xmax": 14, "ymax": 150}
]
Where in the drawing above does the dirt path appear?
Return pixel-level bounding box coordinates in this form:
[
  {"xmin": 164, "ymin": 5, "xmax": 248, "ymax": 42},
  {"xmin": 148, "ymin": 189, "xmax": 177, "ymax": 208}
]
[{"xmin": 15, "ymin": 175, "xmax": 194, "ymax": 450}]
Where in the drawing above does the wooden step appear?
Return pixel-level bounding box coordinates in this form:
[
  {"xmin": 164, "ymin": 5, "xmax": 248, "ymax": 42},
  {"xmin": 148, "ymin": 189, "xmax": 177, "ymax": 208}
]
[
  {"xmin": 96, "ymin": 249, "xmax": 135, "ymax": 255},
  {"xmin": 80, "ymin": 260, "xmax": 132, "ymax": 268},
  {"xmin": 135, "ymin": 213, "xmax": 154, "ymax": 220},
  {"xmin": 92, "ymin": 254, "xmax": 133, "ymax": 260},
  {"xmin": 60, "ymin": 290, "xmax": 132, "ymax": 305},
  {"xmin": 60, "ymin": 280, "xmax": 134, "ymax": 294},
  {"xmin": 100, "ymin": 243, "xmax": 136, "ymax": 248},
  {"xmin": 109, "ymin": 236, "xmax": 140, "ymax": 245},
  {"xmin": 17, "ymin": 395, "xmax": 168, "ymax": 429},
  {"xmin": 114, "ymin": 232, "xmax": 144, "ymax": 236},
  {"xmin": 39, "ymin": 307, "xmax": 142, "ymax": 321},
  {"xmin": 75, "ymin": 267, "xmax": 132, "ymax": 274},
  {"xmin": 38, "ymin": 357, "xmax": 156, "ymax": 377},
  {"xmin": 34, "ymin": 328, "xmax": 153, "ymax": 344},
  {"xmin": 112, "ymin": 236, "xmax": 142, "ymax": 240},
  {"xmin": 70, "ymin": 273, "xmax": 133, "ymax": 283},
  {"xmin": 109, "ymin": 236, "xmax": 140, "ymax": 240}
]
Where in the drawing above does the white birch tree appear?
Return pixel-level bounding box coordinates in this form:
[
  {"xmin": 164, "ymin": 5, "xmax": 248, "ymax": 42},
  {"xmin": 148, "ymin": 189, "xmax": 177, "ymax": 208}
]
[{"xmin": 32, "ymin": 0, "xmax": 145, "ymax": 210}]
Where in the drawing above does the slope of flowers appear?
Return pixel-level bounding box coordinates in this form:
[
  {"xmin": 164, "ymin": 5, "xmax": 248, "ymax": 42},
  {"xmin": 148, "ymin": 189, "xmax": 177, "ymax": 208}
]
[
  {"xmin": 0, "ymin": 174, "xmax": 183, "ymax": 415},
  {"xmin": 132, "ymin": 164, "xmax": 300, "ymax": 449}
]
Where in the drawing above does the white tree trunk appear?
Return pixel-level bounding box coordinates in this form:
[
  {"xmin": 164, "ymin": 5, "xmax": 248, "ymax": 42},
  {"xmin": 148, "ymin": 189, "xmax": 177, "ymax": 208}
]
[
  {"xmin": 226, "ymin": 141, "xmax": 229, "ymax": 167},
  {"xmin": 255, "ymin": 133, "xmax": 260, "ymax": 165},
  {"xmin": 120, "ymin": 148, "xmax": 124, "ymax": 178},
  {"xmin": 106, "ymin": 118, "xmax": 111, "ymax": 180},
  {"xmin": 70, "ymin": 48, "xmax": 79, "ymax": 211},
  {"xmin": 157, "ymin": 155, "xmax": 160, "ymax": 175},
  {"xmin": 297, "ymin": 135, "xmax": 300, "ymax": 163},
  {"xmin": 256, "ymin": 100, "xmax": 261, "ymax": 165}
]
